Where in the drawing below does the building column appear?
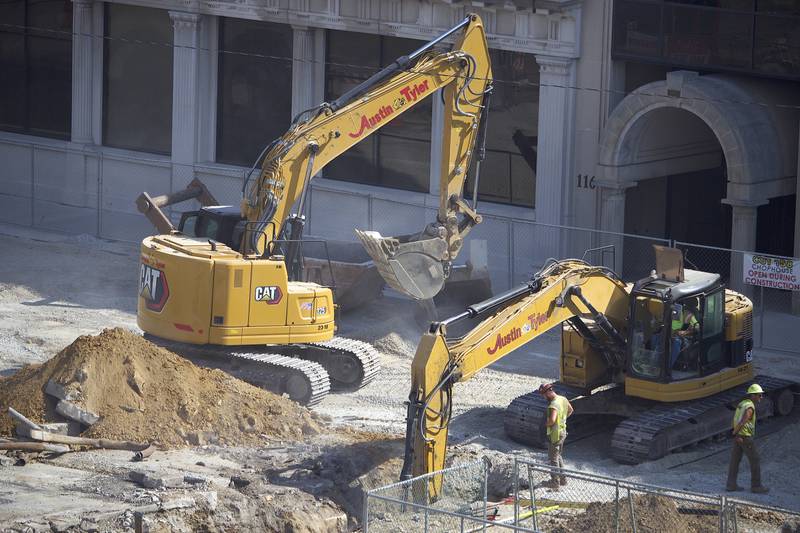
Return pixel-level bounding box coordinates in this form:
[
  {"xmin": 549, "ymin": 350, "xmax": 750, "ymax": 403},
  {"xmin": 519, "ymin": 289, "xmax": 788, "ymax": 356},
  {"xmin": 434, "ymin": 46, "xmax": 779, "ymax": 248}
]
[
  {"xmin": 598, "ymin": 184, "xmax": 629, "ymax": 272},
  {"xmin": 730, "ymin": 203, "xmax": 759, "ymax": 295},
  {"xmin": 169, "ymin": 12, "xmax": 202, "ymax": 194},
  {"xmin": 70, "ymin": 0, "xmax": 94, "ymax": 145},
  {"xmin": 292, "ymin": 26, "xmax": 317, "ymax": 119},
  {"xmin": 534, "ymin": 55, "xmax": 577, "ymax": 226},
  {"xmin": 794, "ymin": 120, "xmax": 800, "ymax": 313},
  {"xmin": 532, "ymin": 55, "xmax": 576, "ymax": 265}
]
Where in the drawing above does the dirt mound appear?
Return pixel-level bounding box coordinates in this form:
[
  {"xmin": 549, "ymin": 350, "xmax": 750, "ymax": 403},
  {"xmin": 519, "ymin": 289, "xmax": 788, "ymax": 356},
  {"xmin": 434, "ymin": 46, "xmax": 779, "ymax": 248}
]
[
  {"xmin": 552, "ymin": 493, "xmax": 719, "ymax": 533},
  {"xmin": 0, "ymin": 328, "xmax": 321, "ymax": 446}
]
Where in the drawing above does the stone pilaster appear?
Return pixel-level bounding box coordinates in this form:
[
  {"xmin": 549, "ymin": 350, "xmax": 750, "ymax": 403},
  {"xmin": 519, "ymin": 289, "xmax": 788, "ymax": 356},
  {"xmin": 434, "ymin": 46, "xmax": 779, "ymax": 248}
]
[
  {"xmin": 534, "ymin": 55, "xmax": 576, "ymax": 226},
  {"xmin": 730, "ymin": 203, "xmax": 759, "ymax": 295},
  {"xmin": 70, "ymin": 0, "xmax": 94, "ymax": 145},
  {"xmin": 598, "ymin": 184, "xmax": 632, "ymax": 273},
  {"xmin": 169, "ymin": 11, "xmax": 202, "ymax": 193},
  {"xmin": 292, "ymin": 26, "xmax": 317, "ymax": 119}
]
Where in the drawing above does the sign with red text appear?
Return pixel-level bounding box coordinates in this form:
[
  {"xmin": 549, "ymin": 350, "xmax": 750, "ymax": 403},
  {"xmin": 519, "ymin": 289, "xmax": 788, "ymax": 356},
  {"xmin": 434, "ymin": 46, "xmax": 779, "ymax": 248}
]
[{"xmin": 743, "ymin": 253, "xmax": 800, "ymax": 291}]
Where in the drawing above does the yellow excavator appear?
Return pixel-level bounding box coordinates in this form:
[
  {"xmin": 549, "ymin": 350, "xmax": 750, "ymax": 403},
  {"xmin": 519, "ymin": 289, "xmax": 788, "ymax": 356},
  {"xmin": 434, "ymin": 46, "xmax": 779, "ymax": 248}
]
[
  {"xmin": 401, "ymin": 247, "xmax": 798, "ymax": 497},
  {"xmin": 136, "ymin": 15, "xmax": 493, "ymax": 406}
]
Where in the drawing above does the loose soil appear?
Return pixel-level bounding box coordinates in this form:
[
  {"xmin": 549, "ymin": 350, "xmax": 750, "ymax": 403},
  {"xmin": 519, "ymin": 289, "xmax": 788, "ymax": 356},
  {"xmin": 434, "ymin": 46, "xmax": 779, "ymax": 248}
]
[
  {"xmin": 0, "ymin": 328, "xmax": 321, "ymax": 446},
  {"xmin": 550, "ymin": 493, "xmax": 719, "ymax": 533}
]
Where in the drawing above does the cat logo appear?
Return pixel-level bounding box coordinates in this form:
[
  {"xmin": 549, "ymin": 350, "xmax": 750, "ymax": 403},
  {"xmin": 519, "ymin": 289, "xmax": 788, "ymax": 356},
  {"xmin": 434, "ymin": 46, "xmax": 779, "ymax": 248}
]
[
  {"xmin": 140, "ymin": 263, "xmax": 170, "ymax": 312},
  {"xmin": 254, "ymin": 285, "xmax": 282, "ymax": 304}
]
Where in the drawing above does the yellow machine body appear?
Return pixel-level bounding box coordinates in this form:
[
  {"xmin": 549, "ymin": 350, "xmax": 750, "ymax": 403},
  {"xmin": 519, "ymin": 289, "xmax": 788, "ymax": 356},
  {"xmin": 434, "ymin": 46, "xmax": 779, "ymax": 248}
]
[
  {"xmin": 138, "ymin": 235, "xmax": 334, "ymax": 346},
  {"xmin": 401, "ymin": 259, "xmax": 768, "ymax": 496}
]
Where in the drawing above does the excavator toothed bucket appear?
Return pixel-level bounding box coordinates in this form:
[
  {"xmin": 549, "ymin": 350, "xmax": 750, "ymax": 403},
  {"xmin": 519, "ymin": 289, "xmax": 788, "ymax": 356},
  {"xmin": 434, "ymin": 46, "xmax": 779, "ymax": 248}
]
[{"xmin": 355, "ymin": 229, "xmax": 448, "ymax": 300}]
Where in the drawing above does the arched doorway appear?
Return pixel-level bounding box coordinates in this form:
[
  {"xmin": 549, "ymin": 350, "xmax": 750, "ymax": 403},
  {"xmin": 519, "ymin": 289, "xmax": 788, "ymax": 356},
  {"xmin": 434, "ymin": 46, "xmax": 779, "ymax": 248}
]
[{"xmin": 597, "ymin": 71, "xmax": 798, "ymax": 284}]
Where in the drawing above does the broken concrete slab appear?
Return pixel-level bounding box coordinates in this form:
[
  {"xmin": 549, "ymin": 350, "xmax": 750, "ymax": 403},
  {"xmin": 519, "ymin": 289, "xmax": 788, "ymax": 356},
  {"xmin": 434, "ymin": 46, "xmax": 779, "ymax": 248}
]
[
  {"xmin": 45, "ymin": 379, "xmax": 82, "ymax": 402},
  {"xmin": 129, "ymin": 470, "xmax": 185, "ymax": 489},
  {"xmin": 39, "ymin": 422, "xmax": 83, "ymax": 436},
  {"xmin": 55, "ymin": 399, "xmax": 99, "ymax": 426}
]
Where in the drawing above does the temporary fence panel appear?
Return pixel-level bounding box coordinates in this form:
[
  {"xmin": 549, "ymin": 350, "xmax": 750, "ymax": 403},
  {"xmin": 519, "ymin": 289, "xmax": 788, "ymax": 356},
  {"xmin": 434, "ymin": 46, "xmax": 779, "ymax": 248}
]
[{"xmin": 365, "ymin": 458, "xmax": 800, "ymax": 533}]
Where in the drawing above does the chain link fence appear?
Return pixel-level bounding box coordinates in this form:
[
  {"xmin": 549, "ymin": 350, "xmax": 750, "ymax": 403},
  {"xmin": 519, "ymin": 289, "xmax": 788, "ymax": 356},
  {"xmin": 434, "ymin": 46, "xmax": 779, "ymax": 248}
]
[
  {"xmin": 3, "ymin": 141, "xmax": 800, "ymax": 353},
  {"xmin": 676, "ymin": 241, "xmax": 800, "ymax": 353},
  {"xmin": 363, "ymin": 458, "xmax": 800, "ymax": 532}
]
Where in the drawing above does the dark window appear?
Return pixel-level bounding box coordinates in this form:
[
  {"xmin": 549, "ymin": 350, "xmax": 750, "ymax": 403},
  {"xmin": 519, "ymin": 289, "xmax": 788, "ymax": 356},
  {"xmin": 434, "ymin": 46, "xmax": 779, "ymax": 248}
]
[
  {"xmin": 325, "ymin": 31, "xmax": 431, "ymax": 193},
  {"xmin": 103, "ymin": 4, "xmax": 173, "ymax": 154},
  {"xmin": 465, "ymin": 49, "xmax": 538, "ymax": 207},
  {"xmin": 0, "ymin": 0, "xmax": 72, "ymax": 139},
  {"xmin": 216, "ymin": 19, "xmax": 292, "ymax": 166},
  {"xmin": 612, "ymin": 0, "xmax": 800, "ymax": 80}
]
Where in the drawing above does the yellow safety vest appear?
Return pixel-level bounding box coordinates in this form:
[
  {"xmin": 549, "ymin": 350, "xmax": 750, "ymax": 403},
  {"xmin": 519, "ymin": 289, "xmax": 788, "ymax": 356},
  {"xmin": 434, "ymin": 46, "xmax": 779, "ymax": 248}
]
[
  {"xmin": 733, "ymin": 399, "xmax": 756, "ymax": 437},
  {"xmin": 547, "ymin": 395, "xmax": 569, "ymax": 444},
  {"xmin": 672, "ymin": 310, "xmax": 698, "ymax": 332}
]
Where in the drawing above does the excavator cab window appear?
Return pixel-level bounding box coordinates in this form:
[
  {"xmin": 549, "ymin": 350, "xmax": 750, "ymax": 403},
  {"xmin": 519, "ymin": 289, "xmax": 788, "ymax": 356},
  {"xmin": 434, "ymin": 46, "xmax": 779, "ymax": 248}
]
[
  {"xmin": 630, "ymin": 296, "xmax": 666, "ymax": 379},
  {"xmin": 178, "ymin": 207, "xmax": 242, "ymax": 249},
  {"xmin": 669, "ymin": 297, "xmax": 702, "ymax": 380}
]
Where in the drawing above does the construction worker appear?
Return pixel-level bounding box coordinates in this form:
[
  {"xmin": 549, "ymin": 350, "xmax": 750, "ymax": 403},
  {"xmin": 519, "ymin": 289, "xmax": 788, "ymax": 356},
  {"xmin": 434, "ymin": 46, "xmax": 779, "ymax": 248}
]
[
  {"xmin": 539, "ymin": 383, "xmax": 573, "ymax": 489},
  {"xmin": 671, "ymin": 300, "xmax": 699, "ymax": 367},
  {"xmin": 726, "ymin": 383, "xmax": 769, "ymax": 493}
]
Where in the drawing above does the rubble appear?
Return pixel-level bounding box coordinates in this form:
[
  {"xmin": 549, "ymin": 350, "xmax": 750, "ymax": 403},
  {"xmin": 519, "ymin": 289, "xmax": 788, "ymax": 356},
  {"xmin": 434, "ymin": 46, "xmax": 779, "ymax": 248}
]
[{"xmin": 0, "ymin": 329, "xmax": 322, "ymax": 446}]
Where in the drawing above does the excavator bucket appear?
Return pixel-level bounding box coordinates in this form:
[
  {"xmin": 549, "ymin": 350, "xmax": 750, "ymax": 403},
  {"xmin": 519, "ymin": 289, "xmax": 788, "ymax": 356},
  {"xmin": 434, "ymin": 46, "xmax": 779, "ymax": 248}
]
[{"xmin": 355, "ymin": 229, "xmax": 449, "ymax": 300}]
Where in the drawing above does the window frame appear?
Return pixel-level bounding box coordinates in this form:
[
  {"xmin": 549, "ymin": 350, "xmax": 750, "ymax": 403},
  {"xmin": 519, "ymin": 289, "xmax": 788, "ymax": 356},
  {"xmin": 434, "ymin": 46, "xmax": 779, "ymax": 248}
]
[{"xmin": 0, "ymin": 0, "xmax": 72, "ymax": 140}]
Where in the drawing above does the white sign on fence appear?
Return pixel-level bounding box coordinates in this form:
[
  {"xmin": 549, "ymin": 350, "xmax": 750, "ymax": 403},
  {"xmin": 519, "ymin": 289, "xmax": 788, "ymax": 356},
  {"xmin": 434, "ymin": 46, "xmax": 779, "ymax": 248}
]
[{"xmin": 743, "ymin": 253, "xmax": 800, "ymax": 291}]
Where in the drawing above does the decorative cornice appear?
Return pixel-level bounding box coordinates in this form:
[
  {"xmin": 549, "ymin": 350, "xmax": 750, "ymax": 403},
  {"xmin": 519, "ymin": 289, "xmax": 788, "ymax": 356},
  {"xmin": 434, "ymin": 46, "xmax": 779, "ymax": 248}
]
[
  {"xmin": 169, "ymin": 11, "xmax": 202, "ymax": 29},
  {"xmin": 534, "ymin": 54, "xmax": 573, "ymax": 76}
]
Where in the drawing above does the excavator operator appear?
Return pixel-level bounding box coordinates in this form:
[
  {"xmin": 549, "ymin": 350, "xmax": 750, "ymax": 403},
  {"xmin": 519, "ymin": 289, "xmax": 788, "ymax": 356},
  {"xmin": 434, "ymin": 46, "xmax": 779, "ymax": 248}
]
[{"xmin": 670, "ymin": 298, "xmax": 700, "ymax": 371}]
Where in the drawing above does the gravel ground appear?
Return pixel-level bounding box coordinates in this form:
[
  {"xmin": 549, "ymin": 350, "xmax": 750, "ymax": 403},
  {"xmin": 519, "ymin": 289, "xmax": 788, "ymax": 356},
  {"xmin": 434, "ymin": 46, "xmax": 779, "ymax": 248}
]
[{"xmin": 1, "ymin": 222, "xmax": 799, "ymax": 524}]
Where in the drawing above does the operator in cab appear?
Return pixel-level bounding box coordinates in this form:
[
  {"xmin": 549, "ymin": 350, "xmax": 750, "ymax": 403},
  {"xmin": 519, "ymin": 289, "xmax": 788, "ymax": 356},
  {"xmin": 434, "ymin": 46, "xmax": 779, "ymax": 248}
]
[
  {"xmin": 539, "ymin": 383, "xmax": 574, "ymax": 490},
  {"xmin": 726, "ymin": 383, "xmax": 769, "ymax": 494},
  {"xmin": 671, "ymin": 299, "xmax": 700, "ymax": 368}
]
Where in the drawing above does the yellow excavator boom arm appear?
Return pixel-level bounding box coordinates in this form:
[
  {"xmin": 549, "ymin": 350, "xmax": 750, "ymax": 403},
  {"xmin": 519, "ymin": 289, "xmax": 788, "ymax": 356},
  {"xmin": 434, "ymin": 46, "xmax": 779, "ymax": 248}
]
[
  {"xmin": 242, "ymin": 14, "xmax": 492, "ymax": 299},
  {"xmin": 401, "ymin": 259, "xmax": 631, "ymax": 497}
]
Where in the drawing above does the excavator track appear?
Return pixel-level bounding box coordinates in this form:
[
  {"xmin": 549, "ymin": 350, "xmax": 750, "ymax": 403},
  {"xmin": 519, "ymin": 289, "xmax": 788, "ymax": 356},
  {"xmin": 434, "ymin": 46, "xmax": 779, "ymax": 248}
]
[
  {"xmin": 611, "ymin": 375, "xmax": 798, "ymax": 464},
  {"xmin": 143, "ymin": 336, "xmax": 331, "ymax": 407},
  {"xmin": 504, "ymin": 383, "xmax": 588, "ymax": 448},
  {"xmin": 505, "ymin": 376, "xmax": 799, "ymax": 465},
  {"xmin": 272, "ymin": 336, "xmax": 381, "ymax": 391}
]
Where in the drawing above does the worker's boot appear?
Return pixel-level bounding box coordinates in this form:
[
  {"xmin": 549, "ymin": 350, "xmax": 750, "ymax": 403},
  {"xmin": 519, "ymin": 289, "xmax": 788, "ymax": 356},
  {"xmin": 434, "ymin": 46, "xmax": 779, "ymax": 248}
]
[
  {"xmin": 751, "ymin": 486, "xmax": 770, "ymax": 494},
  {"xmin": 725, "ymin": 485, "xmax": 743, "ymax": 492}
]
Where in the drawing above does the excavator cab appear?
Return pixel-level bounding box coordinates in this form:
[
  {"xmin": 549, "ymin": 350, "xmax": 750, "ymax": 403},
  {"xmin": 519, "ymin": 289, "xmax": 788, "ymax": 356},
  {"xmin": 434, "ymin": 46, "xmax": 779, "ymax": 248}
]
[
  {"xmin": 178, "ymin": 206, "xmax": 246, "ymax": 251},
  {"xmin": 627, "ymin": 270, "xmax": 732, "ymax": 393}
]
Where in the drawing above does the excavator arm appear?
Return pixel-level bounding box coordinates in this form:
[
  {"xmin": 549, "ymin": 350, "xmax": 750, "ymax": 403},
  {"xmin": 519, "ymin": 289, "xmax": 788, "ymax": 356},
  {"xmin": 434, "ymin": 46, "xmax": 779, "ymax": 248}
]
[
  {"xmin": 400, "ymin": 260, "xmax": 631, "ymax": 498},
  {"xmin": 242, "ymin": 14, "xmax": 492, "ymax": 299}
]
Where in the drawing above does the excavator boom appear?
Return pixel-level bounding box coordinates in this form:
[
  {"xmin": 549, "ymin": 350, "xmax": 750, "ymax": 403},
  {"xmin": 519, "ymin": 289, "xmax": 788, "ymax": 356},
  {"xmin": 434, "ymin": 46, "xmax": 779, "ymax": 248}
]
[
  {"xmin": 244, "ymin": 14, "xmax": 492, "ymax": 299},
  {"xmin": 401, "ymin": 260, "xmax": 630, "ymax": 497}
]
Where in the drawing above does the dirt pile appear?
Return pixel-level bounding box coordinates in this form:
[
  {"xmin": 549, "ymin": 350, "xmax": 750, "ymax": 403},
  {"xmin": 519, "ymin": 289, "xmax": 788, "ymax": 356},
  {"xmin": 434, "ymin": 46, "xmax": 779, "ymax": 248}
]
[
  {"xmin": 0, "ymin": 328, "xmax": 321, "ymax": 446},
  {"xmin": 551, "ymin": 493, "xmax": 719, "ymax": 533}
]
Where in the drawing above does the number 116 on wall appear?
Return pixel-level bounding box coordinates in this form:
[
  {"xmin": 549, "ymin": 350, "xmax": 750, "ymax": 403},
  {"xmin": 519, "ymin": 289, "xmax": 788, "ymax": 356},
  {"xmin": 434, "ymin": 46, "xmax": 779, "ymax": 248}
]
[{"xmin": 576, "ymin": 174, "xmax": 596, "ymax": 190}]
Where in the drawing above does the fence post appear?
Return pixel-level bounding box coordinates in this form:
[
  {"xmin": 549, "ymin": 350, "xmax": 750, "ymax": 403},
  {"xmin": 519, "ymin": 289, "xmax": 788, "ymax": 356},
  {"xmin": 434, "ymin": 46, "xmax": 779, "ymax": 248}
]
[
  {"xmin": 527, "ymin": 464, "xmax": 538, "ymax": 532},
  {"xmin": 363, "ymin": 490, "xmax": 369, "ymax": 533},
  {"xmin": 615, "ymin": 481, "xmax": 620, "ymax": 533},
  {"xmin": 759, "ymin": 286, "xmax": 765, "ymax": 348},
  {"xmin": 627, "ymin": 487, "xmax": 637, "ymax": 533},
  {"xmin": 482, "ymin": 461, "xmax": 488, "ymax": 532},
  {"xmin": 424, "ymin": 479, "xmax": 429, "ymax": 532},
  {"xmin": 719, "ymin": 495, "xmax": 725, "ymax": 533},
  {"xmin": 732, "ymin": 500, "xmax": 738, "ymax": 533},
  {"xmin": 513, "ymin": 457, "xmax": 519, "ymax": 527}
]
